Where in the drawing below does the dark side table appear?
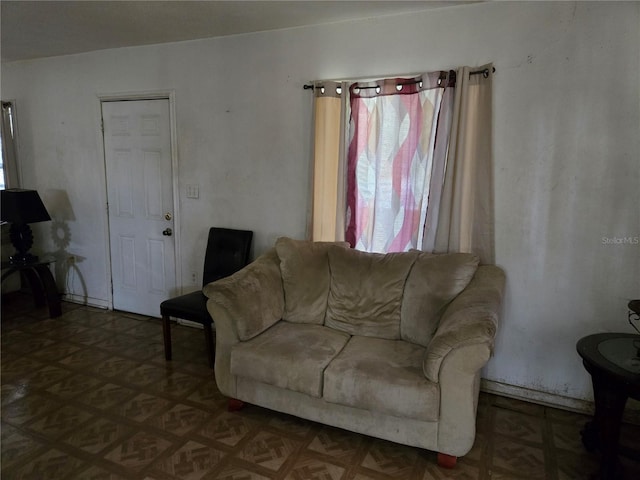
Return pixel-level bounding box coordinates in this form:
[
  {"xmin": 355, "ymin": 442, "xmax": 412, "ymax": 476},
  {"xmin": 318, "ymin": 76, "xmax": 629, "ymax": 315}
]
[
  {"xmin": 577, "ymin": 333, "xmax": 640, "ymax": 479},
  {"xmin": 1, "ymin": 258, "xmax": 61, "ymax": 318}
]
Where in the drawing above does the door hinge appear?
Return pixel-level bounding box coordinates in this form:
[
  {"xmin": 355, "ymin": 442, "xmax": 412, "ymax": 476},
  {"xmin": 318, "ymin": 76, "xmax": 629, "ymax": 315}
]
[{"xmin": 100, "ymin": 118, "xmax": 104, "ymax": 132}]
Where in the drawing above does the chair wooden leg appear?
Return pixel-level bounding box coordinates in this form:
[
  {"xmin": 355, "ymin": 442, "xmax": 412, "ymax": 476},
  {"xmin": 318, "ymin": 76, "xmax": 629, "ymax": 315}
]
[
  {"xmin": 203, "ymin": 323, "xmax": 215, "ymax": 369},
  {"xmin": 437, "ymin": 452, "xmax": 457, "ymax": 469},
  {"xmin": 162, "ymin": 314, "xmax": 172, "ymax": 361},
  {"xmin": 228, "ymin": 398, "xmax": 245, "ymax": 412}
]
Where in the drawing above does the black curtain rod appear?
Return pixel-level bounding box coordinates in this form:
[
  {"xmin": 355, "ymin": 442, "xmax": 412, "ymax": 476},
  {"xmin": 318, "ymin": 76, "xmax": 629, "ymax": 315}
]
[
  {"xmin": 469, "ymin": 67, "xmax": 495, "ymax": 78},
  {"xmin": 304, "ymin": 67, "xmax": 495, "ymax": 90},
  {"xmin": 357, "ymin": 78, "xmax": 425, "ymax": 91},
  {"xmin": 304, "ymin": 78, "xmax": 423, "ymax": 91}
]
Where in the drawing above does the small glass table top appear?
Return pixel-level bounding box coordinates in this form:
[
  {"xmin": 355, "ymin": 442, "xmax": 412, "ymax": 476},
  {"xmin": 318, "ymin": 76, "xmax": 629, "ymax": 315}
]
[
  {"xmin": 577, "ymin": 333, "xmax": 640, "ymax": 385},
  {"xmin": 598, "ymin": 338, "xmax": 640, "ymax": 374}
]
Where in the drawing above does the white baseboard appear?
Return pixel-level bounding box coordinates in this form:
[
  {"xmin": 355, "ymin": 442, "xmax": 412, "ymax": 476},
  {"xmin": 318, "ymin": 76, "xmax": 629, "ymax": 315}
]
[
  {"xmin": 176, "ymin": 318, "xmax": 204, "ymax": 329},
  {"xmin": 481, "ymin": 379, "xmax": 640, "ymax": 425},
  {"xmin": 481, "ymin": 379, "xmax": 594, "ymax": 413},
  {"xmin": 63, "ymin": 293, "xmax": 110, "ymax": 309}
]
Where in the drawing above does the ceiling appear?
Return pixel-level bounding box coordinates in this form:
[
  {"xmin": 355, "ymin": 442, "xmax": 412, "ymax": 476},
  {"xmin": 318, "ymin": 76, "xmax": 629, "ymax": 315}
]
[{"xmin": 1, "ymin": 1, "xmax": 474, "ymax": 63}]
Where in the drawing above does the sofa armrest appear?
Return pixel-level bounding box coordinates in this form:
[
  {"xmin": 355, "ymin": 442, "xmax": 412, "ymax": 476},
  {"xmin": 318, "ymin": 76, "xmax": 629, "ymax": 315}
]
[
  {"xmin": 204, "ymin": 247, "xmax": 284, "ymax": 341},
  {"xmin": 204, "ymin": 248, "xmax": 285, "ymax": 396},
  {"xmin": 423, "ymin": 265, "xmax": 505, "ymax": 383}
]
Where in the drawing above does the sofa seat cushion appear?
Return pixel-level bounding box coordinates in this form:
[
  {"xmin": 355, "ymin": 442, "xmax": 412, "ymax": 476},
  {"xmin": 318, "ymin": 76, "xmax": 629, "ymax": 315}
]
[
  {"xmin": 323, "ymin": 336, "xmax": 439, "ymax": 422},
  {"xmin": 230, "ymin": 321, "xmax": 350, "ymax": 398}
]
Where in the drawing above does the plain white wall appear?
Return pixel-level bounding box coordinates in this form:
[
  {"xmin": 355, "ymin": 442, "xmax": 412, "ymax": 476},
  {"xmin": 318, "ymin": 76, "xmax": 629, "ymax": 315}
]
[{"xmin": 1, "ymin": 1, "xmax": 638, "ymax": 405}]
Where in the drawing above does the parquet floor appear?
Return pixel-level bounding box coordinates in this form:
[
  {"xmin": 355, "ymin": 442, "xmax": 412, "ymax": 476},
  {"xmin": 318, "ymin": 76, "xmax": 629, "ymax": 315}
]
[{"xmin": 2, "ymin": 292, "xmax": 639, "ymax": 479}]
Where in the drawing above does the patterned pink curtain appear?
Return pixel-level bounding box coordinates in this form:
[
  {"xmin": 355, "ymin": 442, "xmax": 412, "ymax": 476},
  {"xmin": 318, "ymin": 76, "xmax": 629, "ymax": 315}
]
[{"xmin": 345, "ymin": 72, "xmax": 453, "ymax": 252}]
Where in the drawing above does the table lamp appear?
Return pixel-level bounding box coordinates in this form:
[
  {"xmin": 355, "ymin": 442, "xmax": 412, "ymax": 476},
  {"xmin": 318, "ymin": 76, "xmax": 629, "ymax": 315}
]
[{"xmin": 1, "ymin": 188, "xmax": 51, "ymax": 264}]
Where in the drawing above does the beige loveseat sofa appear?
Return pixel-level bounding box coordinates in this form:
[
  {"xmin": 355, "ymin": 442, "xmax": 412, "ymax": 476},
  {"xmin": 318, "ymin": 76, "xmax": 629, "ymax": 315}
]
[{"xmin": 204, "ymin": 237, "xmax": 505, "ymax": 467}]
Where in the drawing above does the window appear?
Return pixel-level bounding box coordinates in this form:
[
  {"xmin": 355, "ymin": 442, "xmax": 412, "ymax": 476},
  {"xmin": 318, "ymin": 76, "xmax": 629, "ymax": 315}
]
[
  {"xmin": 0, "ymin": 136, "xmax": 5, "ymax": 189},
  {"xmin": 1, "ymin": 101, "xmax": 19, "ymax": 189},
  {"xmin": 344, "ymin": 74, "xmax": 450, "ymax": 252},
  {"xmin": 311, "ymin": 65, "xmax": 495, "ymax": 262}
]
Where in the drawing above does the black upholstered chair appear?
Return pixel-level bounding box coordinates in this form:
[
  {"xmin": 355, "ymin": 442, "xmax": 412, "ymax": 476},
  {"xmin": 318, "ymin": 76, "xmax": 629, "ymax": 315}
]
[{"xmin": 161, "ymin": 227, "xmax": 253, "ymax": 368}]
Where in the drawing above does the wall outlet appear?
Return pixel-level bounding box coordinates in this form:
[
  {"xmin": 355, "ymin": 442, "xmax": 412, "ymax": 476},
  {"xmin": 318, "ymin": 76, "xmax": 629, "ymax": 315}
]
[
  {"xmin": 191, "ymin": 272, "xmax": 197, "ymax": 283},
  {"xmin": 186, "ymin": 184, "xmax": 199, "ymax": 199},
  {"xmin": 67, "ymin": 253, "xmax": 85, "ymax": 264}
]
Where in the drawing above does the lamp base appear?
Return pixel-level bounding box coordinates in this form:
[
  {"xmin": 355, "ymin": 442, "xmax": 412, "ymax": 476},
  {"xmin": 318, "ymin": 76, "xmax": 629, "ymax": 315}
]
[{"xmin": 8, "ymin": 222, "xmax": 37, "ymax": 264}]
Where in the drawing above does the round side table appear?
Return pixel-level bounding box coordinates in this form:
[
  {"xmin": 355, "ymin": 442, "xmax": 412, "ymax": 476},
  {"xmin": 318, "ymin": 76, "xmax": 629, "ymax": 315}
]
[
  {"xmin": 577, "ymin": 333, "xmax": 640, "ymax": 479},
  {"xmin": 1, "ymin": 258, "xmax": 61, "ymax": 318}
]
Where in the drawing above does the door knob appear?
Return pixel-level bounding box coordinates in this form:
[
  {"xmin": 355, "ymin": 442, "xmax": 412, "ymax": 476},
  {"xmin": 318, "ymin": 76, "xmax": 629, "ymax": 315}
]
[{"xmin": 162, "ymin": 228, "xmax": 173, "ymax": 236}]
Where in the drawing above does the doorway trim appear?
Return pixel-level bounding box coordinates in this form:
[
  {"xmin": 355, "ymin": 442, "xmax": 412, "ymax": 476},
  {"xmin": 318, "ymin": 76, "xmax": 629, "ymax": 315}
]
[{"xmin": 96, "ymin": 89, "xmax": 180, "ymax": 312}]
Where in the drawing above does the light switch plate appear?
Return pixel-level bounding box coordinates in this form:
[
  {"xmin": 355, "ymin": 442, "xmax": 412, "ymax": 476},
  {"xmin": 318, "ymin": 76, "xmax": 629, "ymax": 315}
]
[{"xmin": 186, "ymin": 184, "xmax": 199, "ymax": 199}]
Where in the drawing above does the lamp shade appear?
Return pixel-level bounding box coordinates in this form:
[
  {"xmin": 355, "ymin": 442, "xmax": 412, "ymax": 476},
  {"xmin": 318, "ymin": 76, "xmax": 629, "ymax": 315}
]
[{"xmin": 1, "ymin": 189, "xmax": 51, "ymax": 224}]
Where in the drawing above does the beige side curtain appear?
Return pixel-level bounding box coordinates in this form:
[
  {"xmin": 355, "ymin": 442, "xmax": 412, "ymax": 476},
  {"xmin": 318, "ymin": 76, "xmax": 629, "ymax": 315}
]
[
  {"xmin": 434, "ymin": 64, "xmax": 495, "ymax": 264},
  {"xmin": 310, "ymin": 82, "xmax": 347, "ymax": 241}
]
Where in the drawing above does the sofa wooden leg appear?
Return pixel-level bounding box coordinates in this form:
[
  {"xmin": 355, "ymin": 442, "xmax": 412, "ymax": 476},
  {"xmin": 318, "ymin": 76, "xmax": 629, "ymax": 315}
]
[
  {"xmin": 228, "ymin": 398, "xmax": 245, "ymax": 412},
  {"xmin": 437, "ymin": 453, "xmax": 457, "ymax": 469}
]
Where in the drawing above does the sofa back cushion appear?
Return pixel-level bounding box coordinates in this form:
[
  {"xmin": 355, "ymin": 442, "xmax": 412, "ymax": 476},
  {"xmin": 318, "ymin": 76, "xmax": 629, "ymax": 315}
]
[
  {"xmin": 276, "ymin": 237, "xmax": 349, "ymax": 324},
  {"xmin": 326, "ymin": 247, "xmax": 419, "ymax": 339},
  {"xmin": 401, "ymin": 252, "xmax": 479, "ymax": 346}
]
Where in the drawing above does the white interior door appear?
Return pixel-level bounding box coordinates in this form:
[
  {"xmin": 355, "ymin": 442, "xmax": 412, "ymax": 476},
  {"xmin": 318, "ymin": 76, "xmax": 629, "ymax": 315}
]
[{"xmin": 102, "ymin": 99, "xmax": 175, "ymax": 317}]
